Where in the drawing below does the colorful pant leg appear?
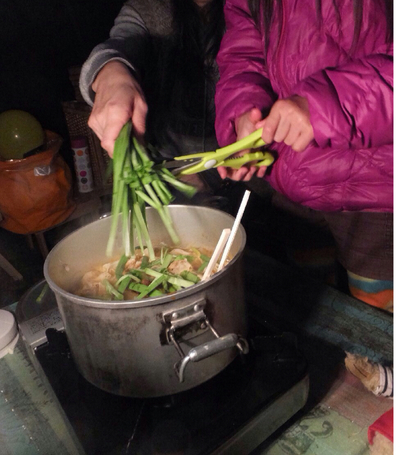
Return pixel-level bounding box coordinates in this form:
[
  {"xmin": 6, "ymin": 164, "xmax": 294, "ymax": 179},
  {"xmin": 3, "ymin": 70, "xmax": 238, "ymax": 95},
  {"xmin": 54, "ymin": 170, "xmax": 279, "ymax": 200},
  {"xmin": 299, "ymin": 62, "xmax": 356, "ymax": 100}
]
[{"xmin": 347, "ymin": 271, "xmax": 393, "ymax": 312}]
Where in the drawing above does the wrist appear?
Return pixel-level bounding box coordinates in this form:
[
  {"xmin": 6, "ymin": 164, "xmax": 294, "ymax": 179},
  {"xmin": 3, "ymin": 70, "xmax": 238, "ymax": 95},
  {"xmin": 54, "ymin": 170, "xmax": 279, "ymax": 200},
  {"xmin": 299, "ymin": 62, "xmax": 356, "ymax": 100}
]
[
  {"xmin": 290, "ymin": 94, "xmax": 309, "ymax": 111},
  {"xmin": 92, "ymin": 60, "xmax": 133, "ymax": 93}
]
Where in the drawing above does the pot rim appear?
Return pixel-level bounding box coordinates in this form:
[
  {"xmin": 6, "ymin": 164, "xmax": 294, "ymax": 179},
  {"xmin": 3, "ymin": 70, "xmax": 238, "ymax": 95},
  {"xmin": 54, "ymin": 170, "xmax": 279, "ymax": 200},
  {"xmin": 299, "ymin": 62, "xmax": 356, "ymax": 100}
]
[{"xmin": 44, "ymin": 205, "xmax": 247, "ymax": 309}]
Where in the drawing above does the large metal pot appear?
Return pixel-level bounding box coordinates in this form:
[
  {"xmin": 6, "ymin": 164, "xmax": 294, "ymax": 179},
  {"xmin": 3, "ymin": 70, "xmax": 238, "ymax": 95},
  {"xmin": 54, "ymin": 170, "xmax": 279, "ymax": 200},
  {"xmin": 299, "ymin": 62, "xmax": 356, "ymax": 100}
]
[{"xmin": 44, "ymin": 205, "xmax": 247, "ymax": 398}]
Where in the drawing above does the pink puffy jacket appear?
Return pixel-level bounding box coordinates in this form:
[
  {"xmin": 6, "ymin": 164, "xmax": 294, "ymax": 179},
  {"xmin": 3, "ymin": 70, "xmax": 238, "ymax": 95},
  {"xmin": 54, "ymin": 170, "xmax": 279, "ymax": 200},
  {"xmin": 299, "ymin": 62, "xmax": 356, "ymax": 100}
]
[{"xmin": 215, "ymin": 0, "xmax": 393, "ymax": 212}]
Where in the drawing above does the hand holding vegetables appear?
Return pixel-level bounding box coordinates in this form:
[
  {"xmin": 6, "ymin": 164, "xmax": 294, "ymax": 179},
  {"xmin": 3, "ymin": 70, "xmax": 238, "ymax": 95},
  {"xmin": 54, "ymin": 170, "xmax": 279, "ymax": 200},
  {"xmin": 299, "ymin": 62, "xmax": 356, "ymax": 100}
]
[
  {"xmin": 217, "ymin": 108, "xmax": 265, "ymax": 181},
  {"xmin": 256, "ymin": 95, "xmax": 314, "ymax": 153},
  {"xmin": 219, "ymin": 96, "xmax": 314, "ymax": 182},
  {"xmin": 89, "ymin": 61, "xmax": 148, "ymax": 156}
]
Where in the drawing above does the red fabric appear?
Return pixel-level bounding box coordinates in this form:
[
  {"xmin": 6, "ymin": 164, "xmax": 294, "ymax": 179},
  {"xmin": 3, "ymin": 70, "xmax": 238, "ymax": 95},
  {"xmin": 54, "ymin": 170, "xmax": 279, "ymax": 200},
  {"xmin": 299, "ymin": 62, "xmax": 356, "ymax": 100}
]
[{"xmin": 368, "ymin": 408, "xmax": 393, "ymax": 444}]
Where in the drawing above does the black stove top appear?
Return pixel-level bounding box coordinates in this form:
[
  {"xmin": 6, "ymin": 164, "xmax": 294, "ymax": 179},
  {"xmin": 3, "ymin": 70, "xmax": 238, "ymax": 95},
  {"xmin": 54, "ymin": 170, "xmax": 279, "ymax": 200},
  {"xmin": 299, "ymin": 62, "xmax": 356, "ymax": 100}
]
[{"xmin": 17, "ymin": 281, "xmax": 309, "ymax": 455}]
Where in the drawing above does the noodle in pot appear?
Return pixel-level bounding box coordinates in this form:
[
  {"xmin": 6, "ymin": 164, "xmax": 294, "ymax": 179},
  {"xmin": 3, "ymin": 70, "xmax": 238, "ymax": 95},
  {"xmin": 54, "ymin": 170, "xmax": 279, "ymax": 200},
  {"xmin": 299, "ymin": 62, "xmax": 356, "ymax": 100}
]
[{"xmin": 76, "ymin": 245, "xmax": 224, "ymax": 301}]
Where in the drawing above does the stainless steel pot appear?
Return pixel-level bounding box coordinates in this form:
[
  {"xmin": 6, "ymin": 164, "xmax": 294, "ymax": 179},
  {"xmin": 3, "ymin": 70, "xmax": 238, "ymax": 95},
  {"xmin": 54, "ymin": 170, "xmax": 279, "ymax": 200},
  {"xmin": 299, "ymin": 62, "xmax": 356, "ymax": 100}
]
[{"xmin": 44, "ymin": 205, "xmax": 247, "ymax": 398}]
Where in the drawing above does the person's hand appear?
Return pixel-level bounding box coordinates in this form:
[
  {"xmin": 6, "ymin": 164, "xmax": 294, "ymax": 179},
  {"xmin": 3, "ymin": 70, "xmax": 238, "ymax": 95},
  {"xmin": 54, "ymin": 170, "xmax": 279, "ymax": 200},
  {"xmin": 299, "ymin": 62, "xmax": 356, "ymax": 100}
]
[
  {"xmin": 88, "ymin": 61, "xmax": 148, "ymax": 157},
  {"xmin": 218, "ymin": 107, "xmax": 267, "ymax": 181},
  {"xmin": 256, "ymin": 95, "xmax": 314, "ymax": 152}
]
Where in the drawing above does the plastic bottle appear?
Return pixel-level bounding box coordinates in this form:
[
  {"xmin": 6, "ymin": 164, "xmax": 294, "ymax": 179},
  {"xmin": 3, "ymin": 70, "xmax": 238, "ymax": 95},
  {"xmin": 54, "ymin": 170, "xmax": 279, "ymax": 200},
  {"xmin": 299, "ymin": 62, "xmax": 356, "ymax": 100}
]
[{"xmin": 71, "ymin": 136, "xmax": 93, "ymax": 193}]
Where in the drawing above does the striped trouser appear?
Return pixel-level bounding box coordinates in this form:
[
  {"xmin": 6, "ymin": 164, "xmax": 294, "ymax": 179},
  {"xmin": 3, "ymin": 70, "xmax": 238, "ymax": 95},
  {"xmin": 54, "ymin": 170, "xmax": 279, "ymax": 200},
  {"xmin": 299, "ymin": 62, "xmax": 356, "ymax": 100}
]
[{"xmin": 347, "ymin": 271, "xmax": 393, "ymax": 313}]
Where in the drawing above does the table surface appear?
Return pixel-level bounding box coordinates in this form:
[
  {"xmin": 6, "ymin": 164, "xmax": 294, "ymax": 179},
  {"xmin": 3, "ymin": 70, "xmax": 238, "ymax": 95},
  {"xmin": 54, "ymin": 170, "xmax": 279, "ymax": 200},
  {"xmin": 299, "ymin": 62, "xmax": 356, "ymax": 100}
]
[
  {"xmin": 1, "ymin": 325, "xmax": 391, "ymax": 455},
  {"xmin": 0, "ymin": 306, "xmax": 84, "ymax": 455}
]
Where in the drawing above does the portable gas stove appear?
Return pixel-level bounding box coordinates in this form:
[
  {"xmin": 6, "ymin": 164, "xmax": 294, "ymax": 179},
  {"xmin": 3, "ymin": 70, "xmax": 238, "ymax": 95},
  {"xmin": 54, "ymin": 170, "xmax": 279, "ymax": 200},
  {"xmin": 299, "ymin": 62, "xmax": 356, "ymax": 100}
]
[{"xmin": 16, "ymin": 280, "xmax": 309, "ymax": 455}]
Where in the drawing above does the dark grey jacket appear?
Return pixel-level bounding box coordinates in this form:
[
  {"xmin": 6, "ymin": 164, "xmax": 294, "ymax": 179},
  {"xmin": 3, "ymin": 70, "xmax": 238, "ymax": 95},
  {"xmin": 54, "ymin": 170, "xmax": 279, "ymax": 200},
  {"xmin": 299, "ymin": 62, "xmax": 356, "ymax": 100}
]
[
  {"xmin": 80, "ymin": 0, "xmax": 172, "ymax": 106},
  {"xmin": 79, "ymin": 0, "xmax": 220, "ymax": 161}
]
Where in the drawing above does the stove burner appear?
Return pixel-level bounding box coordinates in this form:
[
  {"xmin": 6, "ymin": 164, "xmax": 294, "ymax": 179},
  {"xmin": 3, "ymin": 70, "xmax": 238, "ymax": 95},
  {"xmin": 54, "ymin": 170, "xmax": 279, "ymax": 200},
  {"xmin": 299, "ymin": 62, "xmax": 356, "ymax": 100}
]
[
  {"xmin": 17, "ymin": 281, "xmax": 309, "ymax": 455},
  {"xmin": 34, "ymin": 321, "xmax": 308, "ymax": 455}
]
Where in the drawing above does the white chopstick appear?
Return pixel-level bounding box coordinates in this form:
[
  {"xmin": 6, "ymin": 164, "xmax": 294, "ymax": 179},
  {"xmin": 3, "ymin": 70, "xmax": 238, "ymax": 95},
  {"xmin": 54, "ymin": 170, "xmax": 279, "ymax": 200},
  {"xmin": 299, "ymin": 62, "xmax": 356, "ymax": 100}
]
[
  {"xmin": 202, "ymin": 228, "xmax": 231, "ymax": 281},
  {"xmin": 217, "ymin": 190, "xmax": 251, "ymax": 272}
]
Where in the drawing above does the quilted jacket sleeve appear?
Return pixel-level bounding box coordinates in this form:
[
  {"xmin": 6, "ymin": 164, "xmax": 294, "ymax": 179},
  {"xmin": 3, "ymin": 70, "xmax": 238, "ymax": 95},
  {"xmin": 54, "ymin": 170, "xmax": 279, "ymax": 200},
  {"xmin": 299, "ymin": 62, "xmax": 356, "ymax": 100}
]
[
  {"xmin": 215, "ymin": 0, "xmax": 275, "ymax": 146},
  {"xmin": 215, "ymin": 0, "xmax": 392, "ymax": 212},
  {"xmin": 293, "ymin": 44, "xmax": 393, "ymax": 150}
]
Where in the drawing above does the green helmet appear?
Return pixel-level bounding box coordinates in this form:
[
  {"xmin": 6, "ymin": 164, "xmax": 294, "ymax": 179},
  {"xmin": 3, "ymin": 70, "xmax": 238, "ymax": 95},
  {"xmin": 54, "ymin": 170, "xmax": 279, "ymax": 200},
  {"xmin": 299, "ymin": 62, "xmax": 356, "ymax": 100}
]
[{"xmin": 0, "ymin": 110, "xmax": 45, "ymax": 160}]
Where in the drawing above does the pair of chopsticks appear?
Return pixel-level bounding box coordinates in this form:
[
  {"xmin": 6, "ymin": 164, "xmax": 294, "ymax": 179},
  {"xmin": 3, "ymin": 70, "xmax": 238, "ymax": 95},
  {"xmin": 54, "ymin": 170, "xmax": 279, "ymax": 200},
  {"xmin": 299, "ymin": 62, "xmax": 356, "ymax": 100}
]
[{"xmin": 202, "ymin": 190, "xmax": 251, "ymax": 281}]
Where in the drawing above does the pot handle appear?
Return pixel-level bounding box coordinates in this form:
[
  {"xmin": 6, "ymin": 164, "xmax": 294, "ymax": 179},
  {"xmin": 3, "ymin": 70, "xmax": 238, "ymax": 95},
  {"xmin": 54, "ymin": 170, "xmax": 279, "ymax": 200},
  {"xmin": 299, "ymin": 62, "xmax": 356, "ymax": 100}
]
[{"xmin": 176, "ymin": 333, "xmax": 248, "ymax": 383}]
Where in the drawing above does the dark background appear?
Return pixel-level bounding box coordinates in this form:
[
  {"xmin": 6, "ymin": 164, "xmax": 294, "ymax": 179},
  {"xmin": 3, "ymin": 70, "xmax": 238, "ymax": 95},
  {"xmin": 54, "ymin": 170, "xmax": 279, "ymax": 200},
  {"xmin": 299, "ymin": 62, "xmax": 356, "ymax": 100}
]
[
  {"xmin": 0, "ymin": 0, "xmax": 125, "ymax": 167},
  {"xmin": 0, "ymin": 0, "xmax": 345, "ymax": 307}
]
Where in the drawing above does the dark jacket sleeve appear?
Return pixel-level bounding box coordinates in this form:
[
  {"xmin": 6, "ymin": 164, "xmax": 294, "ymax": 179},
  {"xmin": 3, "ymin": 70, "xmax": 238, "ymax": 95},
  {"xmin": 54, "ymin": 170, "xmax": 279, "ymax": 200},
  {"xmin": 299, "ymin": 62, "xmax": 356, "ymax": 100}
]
[{"xmin": 79, "ymin": 0, "xmax": 161, "ymax": 106}]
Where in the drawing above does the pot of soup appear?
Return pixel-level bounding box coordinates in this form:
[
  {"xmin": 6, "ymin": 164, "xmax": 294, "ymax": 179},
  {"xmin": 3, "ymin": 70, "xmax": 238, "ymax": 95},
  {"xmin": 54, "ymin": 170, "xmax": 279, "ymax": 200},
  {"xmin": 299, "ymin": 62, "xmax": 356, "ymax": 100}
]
[{"xmin": 44, "ymin": 205, "xmax": 248, "ymax": 398}]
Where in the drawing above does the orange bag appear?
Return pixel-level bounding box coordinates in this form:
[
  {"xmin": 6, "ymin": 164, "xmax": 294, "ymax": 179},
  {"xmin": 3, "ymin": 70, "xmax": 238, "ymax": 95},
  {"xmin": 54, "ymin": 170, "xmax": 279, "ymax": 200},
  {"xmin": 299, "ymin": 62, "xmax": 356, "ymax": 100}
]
[{"xmin": 0, "ymin": 130, "xmax": 76, "ymax": 234}]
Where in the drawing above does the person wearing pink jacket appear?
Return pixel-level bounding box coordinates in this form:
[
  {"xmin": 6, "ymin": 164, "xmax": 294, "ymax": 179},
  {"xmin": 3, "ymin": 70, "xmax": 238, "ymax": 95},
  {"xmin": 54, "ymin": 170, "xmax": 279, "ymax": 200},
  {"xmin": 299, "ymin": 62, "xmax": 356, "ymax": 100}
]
[{"xmin": 215, "ymin": 0, "xmax": 393, "ymax": 311}]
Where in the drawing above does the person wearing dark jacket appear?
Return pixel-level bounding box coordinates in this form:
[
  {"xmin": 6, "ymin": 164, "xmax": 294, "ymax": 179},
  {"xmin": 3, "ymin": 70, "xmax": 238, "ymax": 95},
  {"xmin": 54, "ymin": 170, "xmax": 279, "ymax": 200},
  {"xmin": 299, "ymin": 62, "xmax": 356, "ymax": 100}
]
[{"xmin": 79, "ymin": 0, "xmax": 225, "ymax": 194}]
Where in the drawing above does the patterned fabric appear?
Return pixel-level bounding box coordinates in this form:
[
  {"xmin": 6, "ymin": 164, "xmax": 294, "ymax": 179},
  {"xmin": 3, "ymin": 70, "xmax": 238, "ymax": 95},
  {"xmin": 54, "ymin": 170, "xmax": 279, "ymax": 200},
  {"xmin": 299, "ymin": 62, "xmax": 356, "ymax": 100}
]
[
  {"xmin": 347, "ymin": 271, "xmax": 393, "ymax": 312},
  {"xmin": 374, "ymin": 364, "xmax": 394, "ymax": 398},
  {"xmin": 345, "ymin": 353, "xmax": 393, "ymax": 399}
]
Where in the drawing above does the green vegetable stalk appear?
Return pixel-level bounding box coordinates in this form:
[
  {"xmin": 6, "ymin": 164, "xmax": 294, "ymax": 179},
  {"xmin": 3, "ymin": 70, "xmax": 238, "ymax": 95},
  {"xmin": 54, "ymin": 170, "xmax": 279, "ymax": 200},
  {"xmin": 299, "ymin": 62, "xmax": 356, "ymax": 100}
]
[{"xmin": 106, "ymin": 122, "xmax": 197, "ymax": 258}]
